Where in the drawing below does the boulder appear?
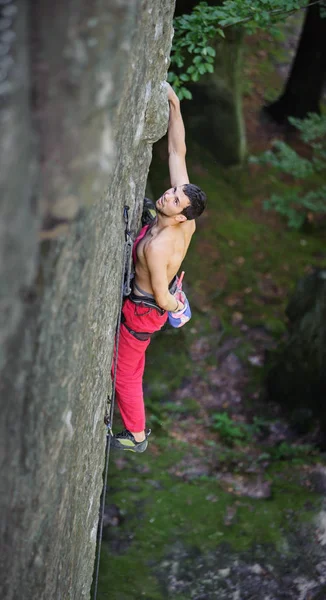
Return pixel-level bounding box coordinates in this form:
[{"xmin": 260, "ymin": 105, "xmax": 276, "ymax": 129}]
[{"xmin": 265, "ymin": 269, "xmax": 326, "ymax": 438}]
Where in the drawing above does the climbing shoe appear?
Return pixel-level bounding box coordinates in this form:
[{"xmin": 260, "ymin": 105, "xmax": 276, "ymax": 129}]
[{"xmin": 110, "ymin": 429, "xmax": 151, "ymax": 453}]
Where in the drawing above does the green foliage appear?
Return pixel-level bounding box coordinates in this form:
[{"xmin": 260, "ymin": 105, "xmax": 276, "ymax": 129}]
[
  {"xmin": 264, "ymin": 187, "xmax": 326, "ymax": 229},
  {"xmin": 204, "ymin": 0, "xmax": 308, "ymax": 32},
  {"xmin": 168, "ymin": 3, "xmax": 222, "ymax": 100},
  {"xmin": 267, "ymin": 441, "xmax": 316, "ymax": 461},
  {"xmin": 211, "ymin": 411, "xmax": 248, "ymax": 445},
  {"xmin": 211, "ymin": 413, "xmax": 317, "ymax": 462},
  {"xmin": 169, "ymin": 0, "xmax": 315, "ymax": 98},
  {"xmin": 211, "ymin": 412, "xmax": 268, "ymax": 445},
  {"xmin": 251, "ymin": 114, "xmax": 326, "ymax": 229},
  {"xmin": 256, "ymin": 442, "xmax": 316, "ymax": 464},
  {"xmin": 250, "ymin": 415, "xmax": 270, "ymax": 435}
]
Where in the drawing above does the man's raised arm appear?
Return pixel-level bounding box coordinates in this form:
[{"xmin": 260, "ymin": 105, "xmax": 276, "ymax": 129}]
[{"xmin": 167, "ymin": 83, "xmax": 189, "ymax": 187}]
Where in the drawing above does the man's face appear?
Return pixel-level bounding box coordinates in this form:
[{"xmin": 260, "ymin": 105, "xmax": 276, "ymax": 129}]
[{"xmin": 156, "ymin": 186, "xmax": 190, "ymax": 219}]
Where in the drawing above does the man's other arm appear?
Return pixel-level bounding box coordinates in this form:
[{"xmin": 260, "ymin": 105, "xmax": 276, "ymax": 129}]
[
  {"xmin": 167, "ymin": 84, "xmax": 190, "ymax": 188},
  {"xmin": 146, "ymin": 244, "xmax": 184, "ymax": 312}
]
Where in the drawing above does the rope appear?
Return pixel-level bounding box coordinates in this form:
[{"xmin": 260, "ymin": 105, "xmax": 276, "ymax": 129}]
[{"xmin": 92, "ymin": 206, "xmax": 133, "ymax": 600}]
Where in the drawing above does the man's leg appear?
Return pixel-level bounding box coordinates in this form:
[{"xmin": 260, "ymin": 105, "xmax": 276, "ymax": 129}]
[
  {"xmin": 111, "ymin": 298, "xmax": 167, "ymax": 451},
  {"xmin": 112, "ymin": 323, "xmax": 150, "ymax": 438}
]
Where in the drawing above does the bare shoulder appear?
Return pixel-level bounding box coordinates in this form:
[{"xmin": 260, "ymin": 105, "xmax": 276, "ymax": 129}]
[
  {"xmin": 183, "ymin": 219, "xmax": 196, "ymax": 233},
  {"xmin": 144, "ymin": 228, "xmax": 172, "ymax": 260},
  {"xmin": 181, "ymin": 219, "xmax": 196, "ymax": 240}
]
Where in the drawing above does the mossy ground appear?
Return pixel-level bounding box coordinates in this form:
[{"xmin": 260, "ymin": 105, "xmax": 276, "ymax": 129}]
[
  {"xmin": 97, "ymin": 445, "xmax": 322, "ymax": 600},
  {"xmin": 96, "ymin": 22, "xmax": 326, "ymax": 600}
]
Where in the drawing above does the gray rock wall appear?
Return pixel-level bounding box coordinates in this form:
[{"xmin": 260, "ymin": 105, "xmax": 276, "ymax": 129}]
[{"xmin": 0, "ymin": 1, "xmax": 175, "ymax": 599}]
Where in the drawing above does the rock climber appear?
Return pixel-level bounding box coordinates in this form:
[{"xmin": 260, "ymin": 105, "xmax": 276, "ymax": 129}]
[{"xmin": 110, "ymin": 83, "xmax": 207, "ymax": 452}]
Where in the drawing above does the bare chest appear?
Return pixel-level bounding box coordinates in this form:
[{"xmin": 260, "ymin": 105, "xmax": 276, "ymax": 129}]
[{"xmin": 136, "ymin": 228, "xmax": 190, "ymax": 272}]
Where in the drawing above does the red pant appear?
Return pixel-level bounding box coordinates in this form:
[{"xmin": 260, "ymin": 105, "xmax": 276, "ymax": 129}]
[{"xmin": 112, "ymin": 298, "xmax": 168, "ymax": 432}]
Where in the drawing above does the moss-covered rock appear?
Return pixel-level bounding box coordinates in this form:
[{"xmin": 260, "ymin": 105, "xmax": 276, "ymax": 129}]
[{"xmin": 266, "ymin": 269, "xmax": 326, "ymax": 438}]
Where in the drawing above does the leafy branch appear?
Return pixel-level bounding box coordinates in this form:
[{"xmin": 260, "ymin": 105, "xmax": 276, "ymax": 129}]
[
  {"xmin": 168, "ymin": 3, "xmax": 223, "ymax": 100},
  {"xmin": 169, "ymin": 1, "xmax": 324, "ymax": 100},
  {"xmin": 250, "ymin": 113, "xmax": 326, "ymax": 229}
]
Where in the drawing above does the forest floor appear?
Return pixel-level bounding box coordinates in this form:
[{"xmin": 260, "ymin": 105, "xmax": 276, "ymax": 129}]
[{"xmin": 97, "ymin": 21, "xmax": 326, "ymax": 600}]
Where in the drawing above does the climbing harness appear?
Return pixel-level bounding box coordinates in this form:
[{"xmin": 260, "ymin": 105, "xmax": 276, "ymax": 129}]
[
  {"xmin": 121, "ymin": 313, "xmax": 152, "ymax": 341},
  {"xmin": 92, "ymin": 205, "xmax": 133, "ymax": 600},
  {"xmin": 128, "ymin": 275, "xmax": 178, "ymax": 316},
  {"xmin": 129, "ymin": 290, "xmax": 166, "ymax": 315}
]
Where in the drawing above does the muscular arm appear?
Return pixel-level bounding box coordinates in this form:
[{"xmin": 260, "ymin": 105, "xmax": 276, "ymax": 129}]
[
  {"xmin": 167, "ymin": 84, "xmax": 189, "ymax": 188},
  {"xmin": 145, "ymin": 244, "xmax": 183, "ymax": 312}
]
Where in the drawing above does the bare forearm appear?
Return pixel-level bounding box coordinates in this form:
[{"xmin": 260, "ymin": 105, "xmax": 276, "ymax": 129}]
[
  {"xmin": 168, "ymin": 97, "xmax": 186, "ymax": 157},
  {"xmin": 155, "ymin": 290, "xmax": 183, "ymax": 312}
]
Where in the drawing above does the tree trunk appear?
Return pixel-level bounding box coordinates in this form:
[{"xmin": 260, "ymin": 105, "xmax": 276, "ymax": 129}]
[{"xmin": 264, "ymin": 4, "xmax": 326, "ymax": 124}]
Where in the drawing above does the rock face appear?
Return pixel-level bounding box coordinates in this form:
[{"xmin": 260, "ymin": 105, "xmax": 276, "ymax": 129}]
[
  {"xmin": 266, "ymin": 269, "xmax": 326, "ymax": 438},
  {"xmin": 0, "ymin": 1, "xmax": 175, "ymax": 598}
]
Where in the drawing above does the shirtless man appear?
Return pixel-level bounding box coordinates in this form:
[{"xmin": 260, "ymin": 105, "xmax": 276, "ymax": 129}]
[{"xmin": 111, "ymin": 83, "xmax": 206, "ymax": 452}]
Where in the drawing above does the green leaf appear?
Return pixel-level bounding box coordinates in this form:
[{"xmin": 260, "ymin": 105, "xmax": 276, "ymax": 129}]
[
  {"xmin": 182, "ymin": 87, "xmax": 193, "ymax": 100},
  {"xmin": 206, "ymin": 46, "xmax": 216, "ymax": 57},
  {"xmin": 198, "ymin": 63, "xmax": 207, "ymax": 75}
]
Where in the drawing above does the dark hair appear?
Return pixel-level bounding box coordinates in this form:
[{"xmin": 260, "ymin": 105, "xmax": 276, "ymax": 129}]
[{"xmin": 181, "ymin": 184, "xmax": 207, "ymax": 220}]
